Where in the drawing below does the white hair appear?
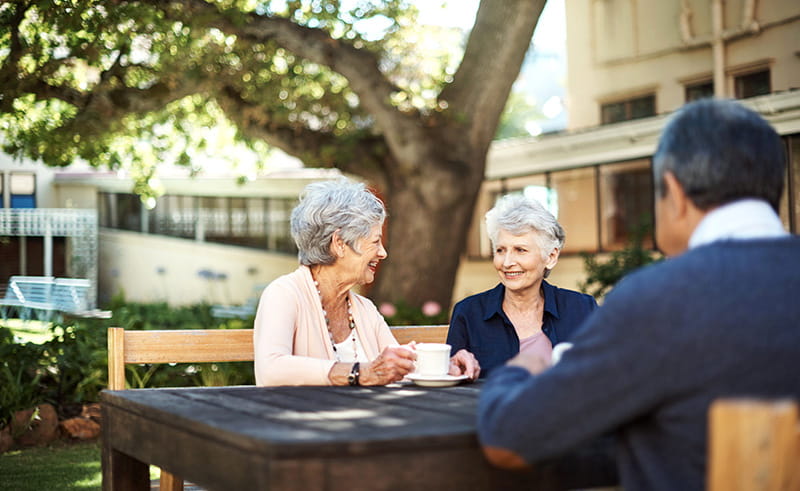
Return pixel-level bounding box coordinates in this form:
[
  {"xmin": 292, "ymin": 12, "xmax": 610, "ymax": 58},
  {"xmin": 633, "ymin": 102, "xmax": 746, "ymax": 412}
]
[
  {"xmin": 485, "ymin": 193, "xmax": 565, "ymax": 260},
  {"xmin": 290, "ymin": 178, "xmax": 386, "ymax": 266}
]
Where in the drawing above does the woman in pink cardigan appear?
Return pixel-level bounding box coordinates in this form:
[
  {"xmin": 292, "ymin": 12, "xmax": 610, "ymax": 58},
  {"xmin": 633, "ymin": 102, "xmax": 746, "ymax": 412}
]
[{"xmin": 254, "ymin": 178, "xmax": 479, "ymax": 386}]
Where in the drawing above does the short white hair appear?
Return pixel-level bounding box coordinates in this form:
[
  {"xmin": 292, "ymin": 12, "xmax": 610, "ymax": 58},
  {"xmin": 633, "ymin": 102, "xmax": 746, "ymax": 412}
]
[
  {"xmin": 290, "ymin": 178, "xmax": 386, "ymax": 266},
  {"xmin": 485, "ymin": 193, "xmax": 565, "ymax": 259}
]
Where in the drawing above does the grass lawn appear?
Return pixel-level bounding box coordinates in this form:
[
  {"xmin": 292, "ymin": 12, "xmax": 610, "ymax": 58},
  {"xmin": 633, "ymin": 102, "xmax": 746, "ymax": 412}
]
[
  {"xmin": 0, "ymin": 440, "xmax": 160, "ymax": 490},
  {"xmin": 0, "ymin": 440, "xmax": 102, "ymax": 490}
]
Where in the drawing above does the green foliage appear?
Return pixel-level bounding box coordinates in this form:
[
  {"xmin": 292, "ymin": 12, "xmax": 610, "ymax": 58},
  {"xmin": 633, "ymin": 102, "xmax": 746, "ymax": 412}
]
[
  {"xmin": 579, "ymin": 223, "xmax": 663, "ymax": 299},
  {"xmin": 0, "ymin": 321, "xmax": 108, "ymax": 426},
  {"xmin": 0, "ymin": 299, "xmax": 256, "ymax": 429},
  {"xmin": 0, "ymin": 329, "xmax": 48, "ymax": 428},
  {"xmin": 0, "ymin": 0, "xmax": 439, "ymax": 195},
  {"xmin": 496, "ymin": 89, "xmax": 543, "ymax": 140}
]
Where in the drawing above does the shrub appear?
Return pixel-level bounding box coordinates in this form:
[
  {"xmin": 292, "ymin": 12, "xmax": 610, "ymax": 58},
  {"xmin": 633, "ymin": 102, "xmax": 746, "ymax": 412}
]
[
  {"xmin": 1, "ymin": 298, "xmax": 256, "ymax": 430},
  {"xmin": 579, "ymin": 222, "xmax": 662, "ymax": 299},
  {"xmin": 0, "ymin": 328, "xmax": 48, "ymax": 427}
]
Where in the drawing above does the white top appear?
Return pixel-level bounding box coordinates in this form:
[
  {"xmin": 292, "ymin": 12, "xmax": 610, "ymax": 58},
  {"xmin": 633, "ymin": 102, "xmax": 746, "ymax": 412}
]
[
  {"xmin": 333, "ymin": 330, "xmax": 369, "ymax": 364},
  {"xmin": 689, "ymin": 199, "xmax": 788, "ymax": 249}
]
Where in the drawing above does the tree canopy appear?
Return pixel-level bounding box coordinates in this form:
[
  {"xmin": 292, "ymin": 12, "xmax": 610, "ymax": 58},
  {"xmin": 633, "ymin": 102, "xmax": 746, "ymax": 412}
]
[{"xmin": 0, "ymin": 0, "xmax": 546, "ymax": 309}]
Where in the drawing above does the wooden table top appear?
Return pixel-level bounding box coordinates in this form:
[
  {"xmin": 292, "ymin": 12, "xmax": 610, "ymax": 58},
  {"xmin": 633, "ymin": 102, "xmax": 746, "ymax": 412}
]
[
  {"xmin": 102, "ymin": 382, "xmax": 618, "ymax": 490},
  {"xmin": 104, "ymin": 382, "xmax": 481, "ymax": 456}
]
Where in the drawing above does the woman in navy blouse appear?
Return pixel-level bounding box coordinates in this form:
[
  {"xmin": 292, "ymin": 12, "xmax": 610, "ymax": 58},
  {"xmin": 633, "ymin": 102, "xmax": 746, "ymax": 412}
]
[{"xmin": 447, "ymin": 194, "xmax": 598, "ymax": 377}]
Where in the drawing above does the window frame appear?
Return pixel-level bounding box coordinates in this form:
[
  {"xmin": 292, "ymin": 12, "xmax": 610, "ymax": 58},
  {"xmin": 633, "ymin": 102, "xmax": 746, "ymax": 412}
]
[{"xmin": 600, "ymin": 93, "xmax": 656, "ymax": 125}]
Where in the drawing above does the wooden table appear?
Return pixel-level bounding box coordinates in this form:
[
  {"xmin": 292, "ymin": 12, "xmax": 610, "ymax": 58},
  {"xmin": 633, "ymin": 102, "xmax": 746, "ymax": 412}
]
[{"xmin": 102, "ymin": 382, "xmax": 618, "ymax": 490}]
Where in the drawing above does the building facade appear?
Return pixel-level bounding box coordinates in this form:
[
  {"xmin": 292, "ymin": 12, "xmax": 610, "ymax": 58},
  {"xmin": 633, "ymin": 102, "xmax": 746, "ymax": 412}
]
[
  {"xmin": 3, "ymin": 1, "xmax": 798, "ymax": 308},
  {"xmin": 453, "ymin": 0, "xmax": 800, "ymax": 301}
]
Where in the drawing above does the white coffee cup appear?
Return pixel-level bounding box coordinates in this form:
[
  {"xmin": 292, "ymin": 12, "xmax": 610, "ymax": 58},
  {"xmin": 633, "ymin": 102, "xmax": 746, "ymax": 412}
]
[{"xmin": 415, "ymin": 343, "xmax": 451, "ymax": 377}]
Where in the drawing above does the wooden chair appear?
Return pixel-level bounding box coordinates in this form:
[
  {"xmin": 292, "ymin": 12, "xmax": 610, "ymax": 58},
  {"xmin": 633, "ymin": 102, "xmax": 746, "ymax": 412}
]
[
  {"xmin": 707, "ymin": 398, "xmax": 800, "ymax": 491},
  {"xmin": 389, "ymin": 324, "xmax": 449, "ymax": 345},
  {"xmin": 107, "ymin": 327, "xmax": 255, "ymax": 491}
]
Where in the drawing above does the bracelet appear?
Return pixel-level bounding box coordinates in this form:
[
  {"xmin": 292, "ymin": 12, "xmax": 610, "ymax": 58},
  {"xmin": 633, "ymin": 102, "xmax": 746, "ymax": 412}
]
[{"xmin": 347, "ymin": 362, "xmax": 361, "ymax": 386}]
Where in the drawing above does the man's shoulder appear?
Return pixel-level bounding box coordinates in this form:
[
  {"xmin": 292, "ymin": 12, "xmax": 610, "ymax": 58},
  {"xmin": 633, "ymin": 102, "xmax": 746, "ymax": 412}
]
[
  {"xmin": 675, "ymin": 236, "xmax": 800, "ymax": 272},
  {"xmin": 611, "ymin": 237, "xmax": 800, "ymax": 298}
]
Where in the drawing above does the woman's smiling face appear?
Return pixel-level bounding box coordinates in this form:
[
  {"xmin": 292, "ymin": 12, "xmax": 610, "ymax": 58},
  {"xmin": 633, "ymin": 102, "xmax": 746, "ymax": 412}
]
[
  {"xmin": 340, "ymin": 224, "xmax": 387, "ymax": 286},
  {"xmin": 492, "ymin": 228, "xmax": 557, "ymax": 294}
]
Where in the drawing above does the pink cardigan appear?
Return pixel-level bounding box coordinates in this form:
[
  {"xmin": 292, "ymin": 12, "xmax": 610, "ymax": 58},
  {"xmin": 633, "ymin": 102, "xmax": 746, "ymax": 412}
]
[{"xmin": 253, "ymin": 265, "xmax": 398, "ymax": 386}]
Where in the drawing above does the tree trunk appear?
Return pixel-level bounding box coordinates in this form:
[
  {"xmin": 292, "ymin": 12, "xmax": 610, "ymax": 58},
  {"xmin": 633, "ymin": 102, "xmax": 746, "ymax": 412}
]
[{"xmin": 369, "ymin": 139, "xmax": 485, "ymax": 310}]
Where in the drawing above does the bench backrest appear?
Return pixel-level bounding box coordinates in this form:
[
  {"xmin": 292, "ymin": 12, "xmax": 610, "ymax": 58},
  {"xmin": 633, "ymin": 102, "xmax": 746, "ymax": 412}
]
[
  {"xmin": 7, "ymin": 275, "xmax": 55, "ymax": 304},
  {"xmin": 52, "ymin": 278, "xmax": 91, "ymax": 313},
  {"xmin": 708, "ymin": 398, "xmax": 800, "ymax": 491},
  {"xmin": 107, "ymin": 324, "xmax": 450, "ymax": 390}
]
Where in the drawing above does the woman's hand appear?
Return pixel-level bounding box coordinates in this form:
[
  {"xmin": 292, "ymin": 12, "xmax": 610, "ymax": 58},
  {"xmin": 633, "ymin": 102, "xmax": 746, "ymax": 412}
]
[
  {"xmin": 359, "ymin": 345, "xmax": 416, "ymax": 385},
  {"xmin": 506, "ymin": 351, "xmax": 550, "ymax": 375},
  {"xmin": 449, "ymin": 349, "xmax": 480, "ymax": 380}
]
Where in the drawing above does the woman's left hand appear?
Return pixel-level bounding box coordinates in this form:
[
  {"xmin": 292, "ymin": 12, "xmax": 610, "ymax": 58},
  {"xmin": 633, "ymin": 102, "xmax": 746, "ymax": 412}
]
[{"xmin": 449, "ymin": 349, "xmax": 480, "ymax": 380}]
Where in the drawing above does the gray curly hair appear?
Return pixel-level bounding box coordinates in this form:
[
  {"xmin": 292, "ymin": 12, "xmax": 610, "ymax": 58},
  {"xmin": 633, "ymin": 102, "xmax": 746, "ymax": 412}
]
[
  {"xmin": 485, "ymin": 193, "xmax": 565, "ymax": 260},
  {"xmin": 291, "ymin": 178, "xmax": 386, "ymax": 266}
]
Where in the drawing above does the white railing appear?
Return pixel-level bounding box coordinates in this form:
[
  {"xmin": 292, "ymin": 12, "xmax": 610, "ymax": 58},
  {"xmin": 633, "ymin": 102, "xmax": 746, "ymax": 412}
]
[{"xmin": 0, "ymin": 208, "xmax": 96, "ymax": 236}]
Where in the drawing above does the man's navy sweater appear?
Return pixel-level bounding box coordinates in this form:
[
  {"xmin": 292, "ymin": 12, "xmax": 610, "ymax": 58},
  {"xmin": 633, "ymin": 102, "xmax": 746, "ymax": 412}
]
[{"xmin": 478, "ymin": 237, "xmax": 800, "ymax": 491}]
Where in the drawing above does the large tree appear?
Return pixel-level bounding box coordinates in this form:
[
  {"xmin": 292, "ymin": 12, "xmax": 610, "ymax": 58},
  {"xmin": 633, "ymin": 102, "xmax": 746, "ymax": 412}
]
[{"xmin": 0, "ymin": 0, "xmax": 544, "ymax": 309}]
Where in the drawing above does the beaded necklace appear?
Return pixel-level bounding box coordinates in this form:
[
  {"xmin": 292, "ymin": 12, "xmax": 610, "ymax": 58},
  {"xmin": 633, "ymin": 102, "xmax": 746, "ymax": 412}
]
[{"xmin": 314, "ymin": 280, "xmax": 358, "ymax": 362}]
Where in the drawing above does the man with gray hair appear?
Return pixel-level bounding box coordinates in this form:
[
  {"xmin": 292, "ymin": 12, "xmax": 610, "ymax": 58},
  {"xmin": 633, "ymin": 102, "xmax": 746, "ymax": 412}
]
[{"xmin": 477, "ymin": 99, "xmax": 800, "ymax": 491}]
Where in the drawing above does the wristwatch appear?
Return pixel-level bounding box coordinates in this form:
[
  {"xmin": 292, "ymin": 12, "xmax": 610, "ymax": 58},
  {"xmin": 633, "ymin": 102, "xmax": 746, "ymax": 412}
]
[{"xmin": 347, "ymin": 362, "xmax": 361, "ymax": 386}]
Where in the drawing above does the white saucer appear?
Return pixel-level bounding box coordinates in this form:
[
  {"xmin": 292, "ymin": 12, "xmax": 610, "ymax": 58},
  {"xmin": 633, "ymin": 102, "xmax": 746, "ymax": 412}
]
[{"xmin": 406, "ymin": 373, "xmax": 469, "ymax": 387}]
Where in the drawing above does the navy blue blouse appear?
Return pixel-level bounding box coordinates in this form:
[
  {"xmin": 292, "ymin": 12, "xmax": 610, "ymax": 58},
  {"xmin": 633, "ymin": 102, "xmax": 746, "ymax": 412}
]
[{"xmin": 447, "ymin": 281, "xmax": 598, "ymax": 377}]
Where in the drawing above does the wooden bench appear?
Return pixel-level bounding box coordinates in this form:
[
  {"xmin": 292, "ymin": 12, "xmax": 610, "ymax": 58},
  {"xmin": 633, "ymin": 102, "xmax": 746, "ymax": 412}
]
[
  {"xmin": 708, "ymin": 398, "xmax": 800, "ymax": 491},
  {"xmin": 0, "ymin": 275, "xmax": 57, "ymax": 321},
  {"xmin": 106, "ymin": 323, "xmax": 449, "ymax": 491}
]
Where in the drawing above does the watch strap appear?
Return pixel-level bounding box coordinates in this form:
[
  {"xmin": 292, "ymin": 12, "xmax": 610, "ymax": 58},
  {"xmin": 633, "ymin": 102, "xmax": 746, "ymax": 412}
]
[{"xmin": 348, "ymin": 362, "xmax": 361, "ymax": 386}]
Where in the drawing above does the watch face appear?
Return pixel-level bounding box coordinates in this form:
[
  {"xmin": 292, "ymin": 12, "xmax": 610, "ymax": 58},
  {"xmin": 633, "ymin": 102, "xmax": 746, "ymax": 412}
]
[{"xmin": 348, "ymin": 363, "xmax": 360, "ymax": 385}]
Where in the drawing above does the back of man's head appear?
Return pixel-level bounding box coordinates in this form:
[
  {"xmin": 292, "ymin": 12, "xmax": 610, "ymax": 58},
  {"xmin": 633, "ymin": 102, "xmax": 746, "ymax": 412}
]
[{"xmin": 653, "ymin": 99, "xmax": 785, "ymax": 211}]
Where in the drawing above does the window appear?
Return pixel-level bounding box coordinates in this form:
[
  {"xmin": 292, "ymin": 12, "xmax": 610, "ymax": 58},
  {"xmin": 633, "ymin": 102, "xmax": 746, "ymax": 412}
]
[
  {"xmin": 685, "ymin": 81, "xmax": 713, "ymax": 102},
  {"xmin": 265, "ymin": 198, "xmax": 296, "ymax": 253},
  {"xmin": 0, "ymin": 173, "xmax": 4, "ymax": 208},
  {"xmin": 150, "ymin": 195, "xmax": 196, "ymax": 239},
  {"xmin": 550, "ymin": 167, "xmax": 598, "ymax": 253},
  {"xmin": 118, "ymin": 194, "xmax": 142, "ymax": 232},
  {"xmin": 599, "ymin": 160, "xmax": 654, "ymax": 250},
  {"xmin": 99, "ymin": 191, "xmax": 297, "ymax": 253},
  {"xmin": 734, "ymin": 70, "xmax": 770, "ymax": 99},
  {"xmin": 10, "ymin": 173, "xmax": 36, "ymax": 208},
  {"xmin": 601, "ymin": 94, "xmax": 656, "ymax": 124},
  {"xmin": 477, "ymin": 160, "xmax": 660, "ymax": 256},
  {"xmin": 484, "ymin": 181, "xmax": 559, "ymax": 256}
]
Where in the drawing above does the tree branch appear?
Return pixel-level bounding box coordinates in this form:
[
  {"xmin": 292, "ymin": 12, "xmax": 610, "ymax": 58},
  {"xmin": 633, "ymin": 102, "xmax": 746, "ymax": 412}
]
[
  {"xmin": 160, "ymin": 0, "xmax": 425, "ymax": 175},
  {"xmin": 440, "ymin": 0, "xmax": 543, "ymax": 146},
  {"xmin": 215, "ymin": 84, "xmax": 389, "ymax": 187}
]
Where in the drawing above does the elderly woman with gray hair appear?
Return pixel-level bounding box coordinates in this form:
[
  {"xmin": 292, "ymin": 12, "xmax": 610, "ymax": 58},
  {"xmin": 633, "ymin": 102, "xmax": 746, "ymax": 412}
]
[
  {"xmin": 447, "ymin": 193, "xmax": 597, "ymax": 377},
  {"xmin": 255, "ymin": 177, "xmax": 480, "ymax": 386}
]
